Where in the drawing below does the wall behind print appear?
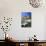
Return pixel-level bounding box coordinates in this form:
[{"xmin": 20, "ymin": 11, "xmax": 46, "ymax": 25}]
[{"xmin": 0, "ymin": 0, "xmax": 46, "ymax": 40}]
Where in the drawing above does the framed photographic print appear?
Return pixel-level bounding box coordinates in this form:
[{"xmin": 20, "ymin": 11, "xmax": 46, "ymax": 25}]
[{"xmin": 21, "ymin": 12, "xmax": 32, "ymax": 27}]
